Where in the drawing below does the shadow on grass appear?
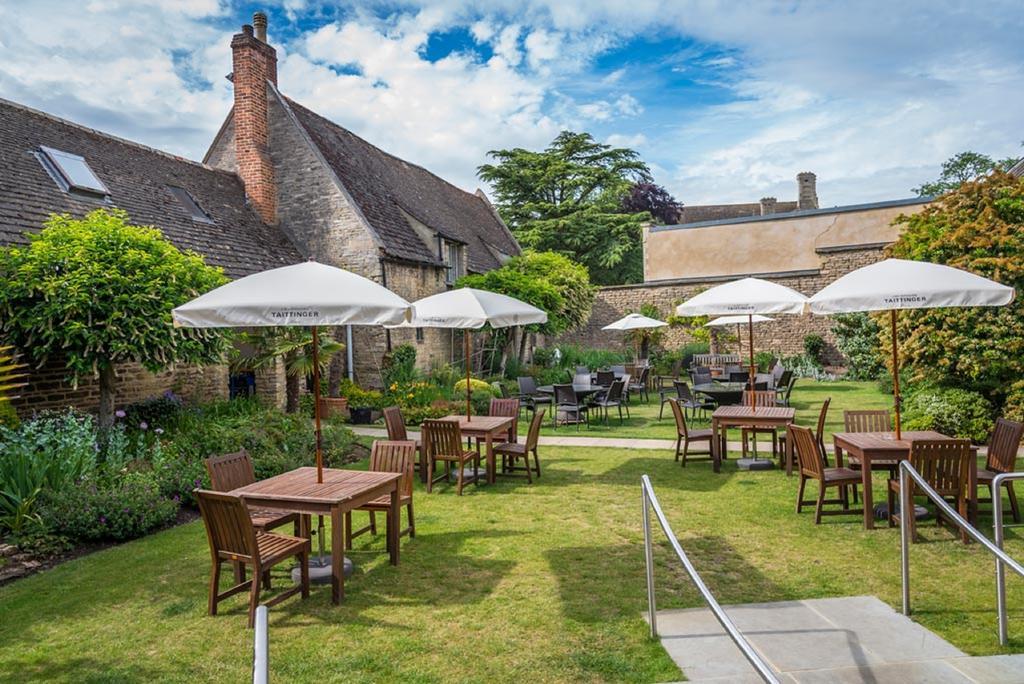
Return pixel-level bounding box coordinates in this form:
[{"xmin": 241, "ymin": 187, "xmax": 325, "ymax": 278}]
[
  {"xmin": 582, "ymin": 457, "xmax": 732, "ymax": 492},
  {"xmin": 0, "ymin": 657, "xmax": 171, "ymax": 683}
]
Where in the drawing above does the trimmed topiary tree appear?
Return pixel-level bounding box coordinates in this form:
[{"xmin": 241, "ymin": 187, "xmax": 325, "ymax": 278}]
[{"xmin": 0, "ymin": 209, "xmax": 229, "ymax": 428}]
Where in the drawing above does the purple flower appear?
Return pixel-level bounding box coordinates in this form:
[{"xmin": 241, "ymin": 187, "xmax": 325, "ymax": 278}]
[
  {"xmin": 99, "ymin": 516, "xmax": 107, "ymax": 524},
  {"xmin": 115, "ymin": 410, "xmax": 126, "ymax": 418},
  {"xmin": 139, "ymin": 421, "xmax": 148, "ymax": 430}
]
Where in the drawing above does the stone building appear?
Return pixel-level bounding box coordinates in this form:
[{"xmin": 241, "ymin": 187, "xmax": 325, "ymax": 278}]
[
  {"xmin": 560, "ymin": 173, "xmax": 930, "ymax": 366},
  {"xmin": 0, "ymin": 13, "xmax": 518, "ymax": 415}
]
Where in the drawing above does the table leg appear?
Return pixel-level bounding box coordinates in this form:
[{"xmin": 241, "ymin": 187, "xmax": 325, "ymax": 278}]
[
  {"xmin": 389, "ymin": 484, "xmax": 400, "ymax": 566},
  {"xmin": 331, "ymin": 507, "xmax": 345, "ymax": 604},
  {"xmin": 861, "ymin": 455, "xmax": 874, "ymax": 530},
  {"xmin": 785, "ymin": 422, "xmax": 794, "ymax": 476},
  {"xmin": 486, "ymin": 432, "xmax": 496, "ymax": 484},
  {"xmin": 299, "ymin": 514, "xmax": 311, "ymax": 539},
  {"xmin": 712, "ymin": 419, "xmax": 721, "ymax": 473}
]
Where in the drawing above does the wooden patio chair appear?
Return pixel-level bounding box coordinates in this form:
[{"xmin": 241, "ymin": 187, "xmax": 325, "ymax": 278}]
[
  {"xmin": 489, "ymin": 397, "xmax": 520, "ymax": 443},
  {"xmin": 495, "ymin": 409, "xmax": 545, "ymax": 483},
  {"xmin": 740, "ymin": 391, "xmax": 779, "ymax": 459},
  {"xmin": 383, "ymin": 406, "xmax": 422, "ymax": 466},
  {"xmin": 205, "ymin": 450, "xmax": 299, "ymax": 536},
  {"xmin": 346, "ymin": 440, "xmax": 416, "ymax": 550},
  {"xmin": 195, "ymin": 489, "xmax": 310, "ymax": 628},
  {"xmin": 976, "ymin": 418, "xmax": 1024, "ymax": 523},
  {"xmin": 888, "ymin": 439, "xmax": 972, "ymax": 544},
  {"xmin": 423, "ymin": 419, "xmax": 479, "ymax": 495},
  {"xmin": 844, "ymin": 409, "xmax": 891, "ymax": 433},
  {"xmin": 789, "ymin": 425, "xmax": 861, "ymax": 524},
  {"xmin": 779, "ymin": 398, "xmax": 831, "ymax": 470},
  {"xmin": 669, "ymin": 397, "xmax": 712, "ymax": 466}
]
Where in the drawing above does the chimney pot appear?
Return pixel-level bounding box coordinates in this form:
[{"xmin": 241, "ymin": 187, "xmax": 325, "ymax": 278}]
[
  {"xmin": 253, "ymin": 12, "xmax": 268, "ymax": 42},
  {"xmin": 241, "ymin": 24, "xmax": 254, "ymax": 37},
  {"xmin": 797, "ymin": 172, "xmax": 818, "ymax": 210}
]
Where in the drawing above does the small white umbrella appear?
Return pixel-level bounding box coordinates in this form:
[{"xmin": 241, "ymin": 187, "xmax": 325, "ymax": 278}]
[
  {"xmin": 809, "ymin": 258, "xmax": 1014, "ymax": 438},
  {"xmin": 602, "ymin": 313, "xmax": 668, "ymax": 331},
  {"xmin": 389, "ymin": 288, "xmax": 547, "ymax": 419},
  {"xmin": 676, "ymin": 278, "xmax": 808, "ymax": 405},
  {"xmin": 706, "ymin": 315, "xmax": 774, "ymax": 358}
]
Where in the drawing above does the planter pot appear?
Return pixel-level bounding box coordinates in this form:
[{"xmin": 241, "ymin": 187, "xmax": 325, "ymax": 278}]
[
  {"xmin": 319, "ymin": 397, "xmax": 349, "ymax": 418},
  {"xmin": 349, "ymin": 407, "xmax": 374, "ymax": 424}
]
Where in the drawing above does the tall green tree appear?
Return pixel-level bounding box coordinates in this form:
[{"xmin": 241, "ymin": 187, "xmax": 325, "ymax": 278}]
[
  {"xmin": 0, "ymin": 209, "xmax": 229, "ymax": 428},
  {"xmin": 914, "ymin": 149, "xmax": 1021, "ymax": 196},
  {"xmin": 478, "ymin": 131, "xmax": 654, "ymax": 285},
  {"xmin": 891, "ymin": 170, "xmax": 1024, "ymax": 399}
]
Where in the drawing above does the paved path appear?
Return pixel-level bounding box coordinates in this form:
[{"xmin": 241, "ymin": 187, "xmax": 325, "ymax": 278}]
[{"xmin": 651, "ymin": 595, "xmax": 1024, "ymax": 683}]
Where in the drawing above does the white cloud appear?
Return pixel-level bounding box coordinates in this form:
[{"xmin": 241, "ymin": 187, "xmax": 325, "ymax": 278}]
[{"xmin": 606, "ymin": 132, "xmax": 647, "ymax": 148}]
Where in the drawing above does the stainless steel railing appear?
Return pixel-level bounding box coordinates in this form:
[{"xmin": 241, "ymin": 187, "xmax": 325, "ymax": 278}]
[
  {"xmin": 898, "ymin": 462, "xmax": 1024, "ymax": 645},
  {"xmin": 253, "ymin": 605, "xmax": 268, "ymax": 684},
  {"xmin": 641, "ymin": 475, "xmax": 779, "ymax": 684}
]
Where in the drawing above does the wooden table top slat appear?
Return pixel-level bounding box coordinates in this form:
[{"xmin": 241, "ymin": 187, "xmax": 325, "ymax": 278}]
[
  {"xmin": 230, "ymin": 467, "xmax": 400, "ymax": 505},
  {"xmin": 712, "ymin": 406, "xmax": 796, "ymax": 420},
  {"xmin": 440, "ymin": 415, "xmax": 514, "ymax": 433}
]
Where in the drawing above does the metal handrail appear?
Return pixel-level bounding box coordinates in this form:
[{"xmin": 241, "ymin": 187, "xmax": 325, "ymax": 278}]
[
  {"xmin": 641, "ymin": 475, "xmax": 779, "ymax": 683},
  {"xmin": 253, "ymin": 605, "xmax": 268, "ymax": 684},
  {"xmin": 898, "ymin": 462, "xmax": 1024, "ymax": 645}
]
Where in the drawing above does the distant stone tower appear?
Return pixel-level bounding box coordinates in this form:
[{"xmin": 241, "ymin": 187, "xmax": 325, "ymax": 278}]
[{"xmin": 797, "ymin": 172, "xmax": 818, "ymax": 209}]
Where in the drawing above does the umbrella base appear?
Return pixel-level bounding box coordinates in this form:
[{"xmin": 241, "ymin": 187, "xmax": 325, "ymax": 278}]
[
  {"xmin": 873, "ymin": 502, "xmax": 930, "ymax": 521},
  {"xmin": 293, "ymin": 554, "xmax": 353, "ymax": 585},
  {"xmin": 736, "ymin": 458, "xmax": 775, "ymax": 471}
]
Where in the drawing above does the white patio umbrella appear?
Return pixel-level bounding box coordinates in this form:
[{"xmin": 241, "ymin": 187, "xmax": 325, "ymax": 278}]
[
  {"xmin": 676, "ymin": 278, "xmax": 808, "ymax": 405},
  {"xmin": 809, "ymin": 258, "xmax": 1014, "ymax": 438},
  {"xmin": 389, "ymin": 288, "xmax": 547, "ymax": 420},
  {"xmin": 706, "ymin": 315, "xmax": 774, "ymax": 357},
  {"xmin": 603, "ymin": 313, "xmax": 668, "ymax": 361},
  {"xmin": 174, "ymin": 261, "xmax": 412, "ymax": 580}
]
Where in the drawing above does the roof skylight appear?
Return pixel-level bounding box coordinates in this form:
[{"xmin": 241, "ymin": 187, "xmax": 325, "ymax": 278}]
[
  {"xmin": 38, "ymin": 146, "xmax": 109, "ymax": 196},
  {"xmin": 167, "ymin": 186, "xmax": 213, "ymax": 223}
]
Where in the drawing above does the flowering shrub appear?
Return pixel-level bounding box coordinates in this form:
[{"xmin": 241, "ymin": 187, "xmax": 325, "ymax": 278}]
[
  {"xmin": 386, "ymin": 381, "xmax": 443, "ymax": 409},
  {"xmin": 902, "ymin": 387, "xmax": 993, "ymax": 443},
  {"xmin": 454, "ymin": 378, "xmax": 497, "ymax": 396}
]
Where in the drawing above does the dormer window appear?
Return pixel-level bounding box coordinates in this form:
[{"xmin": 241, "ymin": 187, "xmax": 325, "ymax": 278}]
[
  {"xmin": 37, "ymin": 146, "xmax": 109, "ymax": 197},
  {"xmin": 444, "ymin": 240, "xmax": 465, "ymax": 285},
  {"xmin": 167, "ymin": 186, "xmax": 213, "ymax": 223}
]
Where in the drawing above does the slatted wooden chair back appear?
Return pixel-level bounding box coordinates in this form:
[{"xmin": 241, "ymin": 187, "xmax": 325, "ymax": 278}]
[
  {"xmin": 669, "ymin": 398, "xmax": 690, "ymax": 439},
  {"xmin": 422, "ymin": 419, "xmax": 463, "ymax": 459},
  {"xmin": 205, "ymin": 450, "xmax": 256, "ymax": 492},
  {"xmin": 844, "ymin": 409, "xmax": 891, "ymax": 433},
  {"xmin": 596, "ymin": 370, "xmax": 615, "ymax": 386},
  {"xmin": 383, "ymin": 406, "xmax": 408, "ymax": 441},
  {"xmin": 815, "ymin": 397, "xmax": 831, "ymax": 438},
  {"xmin": 743, "ymin": 390, "xmax": 776, "ymax": 407},
  {"xmin": 987, "ymin": 418, "xmax": 1024, "ymax": 473},
  {"xmin": 909, "ymin": 439, "xmax": 972, "ymax": 498},
  {"xmin": 790, "ymin": 425, "xmax": 824, "ymax": 479},
  {"xmin": 370, "ymin": 440, "xmax": 417, "ymax": 498},
  {"xmin": 490, "ymin": 397, "xmax": 520, "ymax": 442},
  {"xmin": 196, "ymin": 489, "xmax": 257, "ymax": 561},
  {"xmin": 525, "ymin": 409, "xmax": 546, "ymax": 450}
]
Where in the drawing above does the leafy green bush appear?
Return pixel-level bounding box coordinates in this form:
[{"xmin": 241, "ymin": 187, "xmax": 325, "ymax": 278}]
[
  {"xmin": 902, "ymin": 387, "xmax": 993, "ymax": 443},
  {"xmin": 649, "ymin": 342, "xmax": 710, "ymax": 375},
  {"xmin": 382, "ymin": 344, "xmax": 418, "ymax": 386},
  {"xmin": 470, "ymin": 389, "xmax": 494, "ymax": 416},
  {"xmin": 557, "ymin": 344, "xmax": 630, "ymax": 371},
  {"xmin": 337, "ymin": 380, "xmax": 384, "ymax": 410},
  {"xmin": 1003, "ymin": 381, "xmax": 1024, "ymax": 423},
  {"xmin": 454, "ymin": 378, "xmax": 498, "ymax": 396},
  {"xmin": 401, "ymin": 404, "xmax": 452, "ymax": 425},
  {"xmin": 121, "ymin": 391, "xmax": 185, "ymax": 433},
  {"xmin": 385, "ymin": 381, "xmax": 443, "ymax": 409},
  {"xmin": 39, "ymin": 471, "xmax": 177, "ymax": 543},
  {"xmin": 754, "ymin": 351, "xmax": 775, "ymax": 372},
  {"xmin": 779, "ymin": 353, "xmax": 832, "ymax": 381},
  {"xmin": 531, "ymin": 347, "xmax": 555, "ymax": 368},
  {"xmin": 832, "ymin": 313, "xmax": 885, "ymax": 380},
  {"xmin": 803, "ymin": 334, "xmax": 825, "ymax": 363}
]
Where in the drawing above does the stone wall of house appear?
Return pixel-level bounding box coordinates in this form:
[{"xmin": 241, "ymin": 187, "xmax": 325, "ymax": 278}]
[
  {"xmin": 12, "ymin": 357, "xmax": 229, "ymax": 418},
  {"xmin": 557, "ymin": 246, "xmax": 887, "ymax": 367}
]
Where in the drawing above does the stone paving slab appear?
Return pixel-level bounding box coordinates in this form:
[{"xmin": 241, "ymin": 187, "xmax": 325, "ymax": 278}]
[{"xmin": 649, "ymin": 595, "xmax": 1015, "ymax": 684}]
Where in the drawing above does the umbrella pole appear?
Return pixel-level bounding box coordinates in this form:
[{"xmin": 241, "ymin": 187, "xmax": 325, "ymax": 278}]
[
  {"xmin": 313, "ymin": 325, "xmax": 324, "ymax": 483},
  {"xmin": 748, "ymin": 314, "xmax": 756, "ymax": 412},
  {"xmin": 891, "ymin": 309, "xmax": 901, "ymax": 440},
  {"xmin": 465, "ymin": 331, "xmax": 471, "ymax": 421}
]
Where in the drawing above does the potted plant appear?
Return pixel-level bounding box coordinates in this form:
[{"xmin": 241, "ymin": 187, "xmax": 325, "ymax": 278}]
[
  {"xmin": 318, "ymin": 396, "xmax": 349, "ymax": 418},
  {"xmin": 345, "ymin": 386, "xmax": 383, "ymax": 424}
]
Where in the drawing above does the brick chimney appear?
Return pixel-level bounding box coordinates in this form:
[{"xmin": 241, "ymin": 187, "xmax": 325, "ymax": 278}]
[
  {"xmin": 230, "ymin": 13, "xmax": 277, "ymax": 224},
  {"xmin": 759, "ymin": 197, "xmax": 777, "ymax": 215},
  {"xmin": 797, "ymin": 172, "xmax": 818, "ymax": 210}
]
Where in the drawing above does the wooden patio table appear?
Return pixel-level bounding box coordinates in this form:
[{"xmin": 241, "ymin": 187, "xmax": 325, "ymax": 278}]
[
  {"xmin": 711, "ymin": 405, "xmax": 796, "ymax": 474},
  {"xmin": 832, "ymin": 431, "xmax": 978, "ymax": 530},
  {"xmin": 435, "ymin": 415, "xmax": 516, "ymax": 485},
  {"xmin": 229, "ymin": 466, "xmax": 401, "ymax": 605}
]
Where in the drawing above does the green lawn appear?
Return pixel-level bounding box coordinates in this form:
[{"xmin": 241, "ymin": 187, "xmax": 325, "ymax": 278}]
[
  {"xmin": 520, "ymin": 379, "xmax": 894, "ymax": 442},
  {"xmin": 1, "ymin": 432, "xmax": 1023, "ymax": 682}
]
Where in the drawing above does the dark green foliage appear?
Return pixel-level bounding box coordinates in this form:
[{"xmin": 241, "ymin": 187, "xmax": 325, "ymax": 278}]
[
  {"xmin": 913, "ymin": 150, "xmax": 1021, "ymax": 196},
  {"xmin": 478, "ymin": 131, "xmax": 653, "ymax": 285},
  {"xmin": 754, "ymin": 351, "xmax": 775, "ymax": 372},
  {"xmin": 382, "ymin": 344, "xmax": 418, "ymax": 386},
  {"xmin": 902, "ymin": 387, "xmax": 993, "ymax": 443},
  {"xmin": 555, "ymin": 344, "xmax": 629, "ymax": 371},
  {"xmin": 122, "ymin": 392, "xmax": 185, "ymax": 433},
  {"xmin": 648, "ymin": 342, "xmax": 710, "ymax": 375},
  {"xmin": 802, "ymin": 334, "xmax": 825, "ymax": 362},
  {"xmin": 39, "ymin": 472, "xmax": 178, "ymax": 543},
  {"xmin": 832, "ymin": 313, "xmax": 885, "ymax": 380},
  {"xmin": 470, "ymin": 389, "xmax": 494, "ymax": 416}
]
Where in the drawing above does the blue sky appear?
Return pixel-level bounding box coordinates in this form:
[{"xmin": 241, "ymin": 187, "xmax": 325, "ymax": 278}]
[{"xmin": 1, "ymin": 1, "xmax": 1021, "ymax": 207}]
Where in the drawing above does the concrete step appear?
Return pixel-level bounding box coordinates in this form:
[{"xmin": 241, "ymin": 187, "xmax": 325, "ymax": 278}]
[{"xmin": 651, "ymin": 595, "xmax": 1024, "ymax": 683}]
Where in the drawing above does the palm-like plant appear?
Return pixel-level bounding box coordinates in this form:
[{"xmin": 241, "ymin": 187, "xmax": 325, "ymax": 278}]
[
  {"xmin": 0, "ymin": 345, "xmax": 27, "ymax": 414},
  {"xmin": 232, "ymin": 329, "xmax": 344, "ymax": 413}
]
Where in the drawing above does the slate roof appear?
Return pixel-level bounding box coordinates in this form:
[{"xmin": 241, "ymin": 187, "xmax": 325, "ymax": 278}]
[
  {"xmin": 281, "ymin": 96, "xmax": 520, "ymax": 272},
  {"xmin": 0, "ymin": 98, "xmax": 301, "ymax": 279},
  {"xmin": 680, "ymin": 200, "xmax": 799, "ymax": 225}
]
